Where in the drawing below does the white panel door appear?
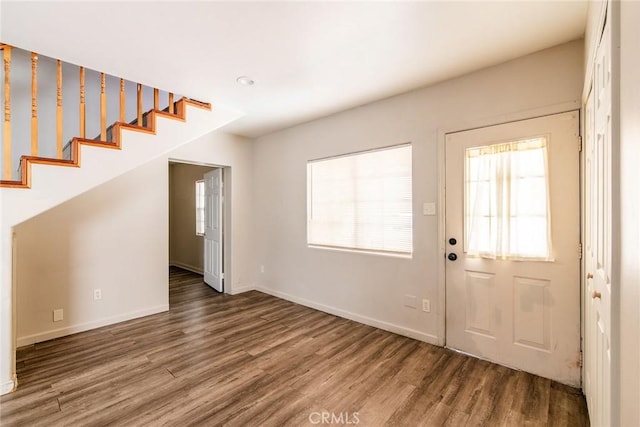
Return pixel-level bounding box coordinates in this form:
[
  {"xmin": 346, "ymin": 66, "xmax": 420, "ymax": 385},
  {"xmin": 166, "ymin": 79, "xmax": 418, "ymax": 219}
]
[
  {"xmin": 445, "ymin": 112, "xmax": 581, "ymax": 386},
  {"xmin": 584, "ymin": 17, "xmax": 612, "ymax": 426},
  {"xmin": 203, "ymin": 168, "xmax": 223, "ymax": 292},
  {"xmin": 583, "ymin": 86, "xmax": 596, "ymax": 416}
]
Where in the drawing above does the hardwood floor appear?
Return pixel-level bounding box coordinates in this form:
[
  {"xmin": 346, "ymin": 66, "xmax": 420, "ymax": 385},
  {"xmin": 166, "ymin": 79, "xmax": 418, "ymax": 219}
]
[{"xmin": 1, "ymin": 267, "xmax": 589, "ymax": 426}]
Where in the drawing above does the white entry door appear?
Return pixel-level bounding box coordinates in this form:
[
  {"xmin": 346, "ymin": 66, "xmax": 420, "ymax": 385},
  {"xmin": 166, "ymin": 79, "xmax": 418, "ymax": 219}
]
[
  {"xmin": 583, "ymin": 16, "xmax": 612, "ymax": 426},
  {"xmin": 445, "ymin": 112, "xmax": 581, "ymax": 385},
  {"xmin": 203, "ymin": 168, "xmax": 223, "ymax": 292}
]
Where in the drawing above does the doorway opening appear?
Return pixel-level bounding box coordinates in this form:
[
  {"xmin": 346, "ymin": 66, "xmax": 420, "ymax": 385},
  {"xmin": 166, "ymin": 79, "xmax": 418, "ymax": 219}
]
[{"xmin": 169, "ymin": 161, "xmax": 226, "ymax": 293}]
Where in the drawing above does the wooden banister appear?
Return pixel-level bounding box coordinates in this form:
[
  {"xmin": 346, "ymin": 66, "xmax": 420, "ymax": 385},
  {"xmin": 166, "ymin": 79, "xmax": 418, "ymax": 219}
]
[
  {"xmin": 56, "ymin": 60, "xmax": 63, "ymax": 158},
  {"xmin": 100, "ymin": 73, "xmax": 106, "ymax": 141},
  {"xmin": 0, "ymin": 42, "xmax": 210, "ymax": 188},
  {"xmin": 3, "ymin": 46, "xmax": 11, "ymax": 180},
  {"xmin": 80, "ymin": 67, "xmax": 86, "ymax": 138},
  {"xmin": 31, "ymin": 53, "xmax": 38, "ymax": 156}
]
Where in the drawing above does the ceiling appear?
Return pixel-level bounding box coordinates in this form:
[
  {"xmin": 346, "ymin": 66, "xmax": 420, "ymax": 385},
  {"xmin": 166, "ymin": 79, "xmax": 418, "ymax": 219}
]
[{"xmin": 0, "ymin": 1, "xmax": 588, "ymax": 138}]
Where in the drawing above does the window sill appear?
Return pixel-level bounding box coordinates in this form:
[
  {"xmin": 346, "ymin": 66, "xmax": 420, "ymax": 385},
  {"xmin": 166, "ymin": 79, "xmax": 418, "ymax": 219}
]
[{"xmin": 308, "ymin": 244, "xmax": 413, "ymax": 259}]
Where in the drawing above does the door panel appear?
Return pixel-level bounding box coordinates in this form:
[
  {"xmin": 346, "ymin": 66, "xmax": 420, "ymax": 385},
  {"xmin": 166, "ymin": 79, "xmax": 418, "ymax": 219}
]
[
  {"xmin": 513, "ymin": 276, "xmax": 551, "ymax": 351},
  {"xmin": 203, "ymin": 168, "xmax": 223, "ymax": 292},
  {"xmin": 445, "ymin": 111, "xmax": 581, "ymax": 385},
  {"xmin": 464, "ymin": 271, "xmax": 496, "ymax": 338}
]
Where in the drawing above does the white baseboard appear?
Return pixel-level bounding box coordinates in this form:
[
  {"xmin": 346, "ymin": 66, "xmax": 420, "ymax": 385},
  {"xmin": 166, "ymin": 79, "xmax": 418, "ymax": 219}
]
[
  {"xmin": 169, "ymin": 261, "xmax": 203, "ymax": 275},
  {"xmin": 228, "ymin": 284, "xmax": 255, "ymax": 295},
  {"xmin": 0, "ymin": 375, "xmax": 17, "ymax": 395},
  {"xmin": 255, "ymin": 286, "xmax": 439, "ymax": 345},
  {"xmin": 17, "ymin": 304, "xmax": 169, "ymax": 347}
]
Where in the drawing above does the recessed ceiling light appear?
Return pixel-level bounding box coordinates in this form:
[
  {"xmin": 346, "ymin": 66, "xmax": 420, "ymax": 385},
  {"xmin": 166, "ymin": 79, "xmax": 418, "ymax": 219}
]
[{"xmin": 236, "ymin": 76, "xmax": 255, "ymax": 86}]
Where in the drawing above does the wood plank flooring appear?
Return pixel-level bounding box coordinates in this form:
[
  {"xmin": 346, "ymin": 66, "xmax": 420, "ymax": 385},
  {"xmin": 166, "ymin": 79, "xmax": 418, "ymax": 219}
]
[{"xmin": 0, "ymin": 267, "xmax": 589, "ymax": 426}]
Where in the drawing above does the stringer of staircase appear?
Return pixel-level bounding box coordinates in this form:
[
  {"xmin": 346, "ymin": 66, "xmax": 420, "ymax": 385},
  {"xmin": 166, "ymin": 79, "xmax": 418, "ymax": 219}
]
[{"xmin": 0, "ymin": 98, "xmax": 211, "ymax": 189}]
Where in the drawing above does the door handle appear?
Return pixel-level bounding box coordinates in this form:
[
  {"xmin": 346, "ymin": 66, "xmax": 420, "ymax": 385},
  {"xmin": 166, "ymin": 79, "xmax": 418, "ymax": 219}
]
[
  {"xmin": 448, "ymin": 253, "xmax": 457, "ymax": 261},
  {"xmin": 587, "ymin": 272, "xmax": 594, "ymax": 279},
  {"xmin": 592, "ymin": 291, "xmax": 602, "ymax": 299}
]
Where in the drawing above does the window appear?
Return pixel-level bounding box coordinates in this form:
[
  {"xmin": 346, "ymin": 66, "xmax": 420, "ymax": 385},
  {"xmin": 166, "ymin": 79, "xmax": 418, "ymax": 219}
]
[
  {"xmin": 465, "ymin": 137, "xmax": 552, "ymax": 260},
  {"xmin": 195, "ymin": 180, "xmax": 205, "ymax": 236},
  {"xmin": 307, "ymin": 144, "xmax": 413, "ymax": 256}
]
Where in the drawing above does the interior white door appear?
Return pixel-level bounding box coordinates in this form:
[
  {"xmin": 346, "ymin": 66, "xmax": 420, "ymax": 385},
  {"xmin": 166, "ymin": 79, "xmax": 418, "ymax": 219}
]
[
  {"xmin": 445, "ymin": 112, "xmax": 581, "ymax": 386},
  {"xmin": 584, "ymin": 17, "xmax": 612, "ymax": 426},
  {"xmin": 203, "ymin": 168, "xmax": 223, "ymax": 292},
  {"xmin": 583, "ymin": 86, "xmax": 596, "ymax": 417}
]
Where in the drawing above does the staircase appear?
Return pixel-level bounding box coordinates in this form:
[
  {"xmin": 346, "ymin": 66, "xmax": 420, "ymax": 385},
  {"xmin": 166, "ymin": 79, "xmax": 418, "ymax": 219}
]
[
  {"xmin": 2, "ymin": 97, "xmax": 210, "ymax": 189},
  {"xmin": 0, "ymin": 43, "xmax": 242, "ymax": 226}
]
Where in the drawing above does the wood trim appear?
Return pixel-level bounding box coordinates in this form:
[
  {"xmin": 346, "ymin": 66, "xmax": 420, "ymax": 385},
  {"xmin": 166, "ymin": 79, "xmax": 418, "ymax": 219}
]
[
  {"xmin": 154, "ymin": 88, "xmax": 159, "ymax": 110},
  {"xmin": 3, "ymin": 46, "xmax": 11, "ymax": 180},
  {"xmin": 79, "ymin": 67, "xmax": 85, "ymax": 138},
  {"xmin": 18, "ymin": 156, "xmax": 77, "ymax": 167},
  {"xmin": 0, "ymin": 96, "xmax": 211, "ymax": 188},
  {"xmin": 0, "ymin": 180, "xmax": 28, "ymax": 189},
  {"xmin": 56, "ymin": 60, "xmax": 63, "ymax": 158},
  {"xmin": 115, "ymin": 122, "xmax": 156, "ymax": 135},
  {"xmin": 182, "ymin": 98, "xmax": 211, "ymax": 110},
  {"xmin": 153, "ymin": 111, "xmax": 186, "ymax": 122},
  {"xmin": 137, "ymin": 84, "xmax": 143, "ymax": 125},
  {"xmin": 31, "ymin": 53, "xmax": 38, "ymax": 156},
  {"xmin": 100, "ymin": 73, "xmax": 106, "ymax": 141},
  {"xmin": 168, "ymin": 93, "xmax": 174, "ymax": 114},
  {"xmin": 119, "ymin": 79, "xmax": 125, "ymax": 123}
]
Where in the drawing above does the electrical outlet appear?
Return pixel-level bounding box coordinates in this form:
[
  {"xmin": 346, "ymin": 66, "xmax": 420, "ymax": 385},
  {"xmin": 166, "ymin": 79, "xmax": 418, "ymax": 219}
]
[
  {"xmin": 260, "ymin": 265, "xmax": 265, "ymax": 273},
  {"xmin": 422, "ymin": 299, "xmax": 431, "ymax": 313},
  {"xmin": 53, "ymin": 309, "xmax": 63, "ymax": 322},
  {"xmin": 404, "ymin": 295, "xmax": 417, "ymax": 309},
  {"xmin": 93, "ymin": 289, "xmax": 102, "ymax": 301}
]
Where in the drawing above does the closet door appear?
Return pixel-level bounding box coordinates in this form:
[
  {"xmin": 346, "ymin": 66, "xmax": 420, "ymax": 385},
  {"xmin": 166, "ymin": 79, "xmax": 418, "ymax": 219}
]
[{"xmin": 584, "ymin": 14, "xmax": 612, "ymax": 427}]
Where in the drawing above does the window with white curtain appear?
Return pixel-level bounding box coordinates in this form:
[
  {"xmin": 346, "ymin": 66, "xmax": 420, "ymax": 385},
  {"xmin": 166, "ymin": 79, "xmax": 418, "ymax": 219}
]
[
  {"xmin": 307, "ymin": 144, "xmax": 413, "ymax": 256},
  {"xmin": 465, "ymin": 137, "xmax": 552, "ymax": 260},
  {"xmin": 195, "ymin": 180, "xmax": 205, "ymax": 236}
]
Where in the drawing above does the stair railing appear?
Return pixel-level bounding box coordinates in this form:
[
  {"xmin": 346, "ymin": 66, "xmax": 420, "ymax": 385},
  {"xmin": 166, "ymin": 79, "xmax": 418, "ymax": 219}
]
[{"xmin": 0, "ymin": 43, "xmax": 188, "ymax": 184}]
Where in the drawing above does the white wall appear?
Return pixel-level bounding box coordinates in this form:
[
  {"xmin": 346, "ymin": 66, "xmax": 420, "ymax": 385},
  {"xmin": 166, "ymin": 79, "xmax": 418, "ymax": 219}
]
[
  {"xmin": 15, "ymin": 159, "xmax": 170, "ymax": 346},
  {"xmin": 617, "ymin": 1, "xmax": 640, "ymax": 424},
  {"xmin": 251, "ymin": 40, "xmax": 583, "ymax": 344},
  {"xmin": 13, "ymin": 131, "xmax": 254, "ymax": 347},
  {"xmin": 169, "ymin": 163, "xmax": 215, "ymax": 273},
  {"xmin": 583, "ymin": 0, "xmax": 606, "ymax": 97}
]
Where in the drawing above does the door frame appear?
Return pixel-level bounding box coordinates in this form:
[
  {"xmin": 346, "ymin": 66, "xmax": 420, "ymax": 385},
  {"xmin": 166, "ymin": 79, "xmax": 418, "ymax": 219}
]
[
  {"xmin": 435, "ymin": 101, "xmax": 583, "ymax": 347},
  {"xmin": 168, "ymin": 159, "xmax": 231, "ymax": 294}
]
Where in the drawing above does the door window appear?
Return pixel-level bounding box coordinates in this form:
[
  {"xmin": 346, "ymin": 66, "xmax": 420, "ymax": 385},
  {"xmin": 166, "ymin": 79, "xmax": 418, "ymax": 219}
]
[{"xmin": 464, "ymin": 137, "xmax": 552, "ymax": 260}]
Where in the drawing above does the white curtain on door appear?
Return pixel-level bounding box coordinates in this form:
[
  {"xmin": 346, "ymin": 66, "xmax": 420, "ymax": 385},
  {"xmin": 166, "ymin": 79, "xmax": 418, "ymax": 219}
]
[{"xmin": 464, "ymin": 137, "xmax": 553, "ymax": 260}]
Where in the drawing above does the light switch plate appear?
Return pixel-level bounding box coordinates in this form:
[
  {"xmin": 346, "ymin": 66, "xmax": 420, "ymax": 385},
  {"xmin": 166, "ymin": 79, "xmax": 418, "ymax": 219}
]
[
  {"xmin": 423, "ymin": 202, "xmax": 436, "ymax": 216},
  {"xmin": 53, "ymin": 309, "xmax": 63, "ymax": 322}
]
